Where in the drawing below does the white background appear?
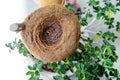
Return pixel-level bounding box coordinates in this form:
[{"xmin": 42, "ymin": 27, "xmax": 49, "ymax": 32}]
[
  {"xmin": 0, "ymin": 0, "xmax": 120, "ymax": 80},
  {"xmin": 0, "ymin": 0, "xmax": 29, "ymax": 80}
]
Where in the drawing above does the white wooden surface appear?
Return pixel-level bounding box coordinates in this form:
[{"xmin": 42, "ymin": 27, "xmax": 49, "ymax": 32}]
[{"xmin": 0, "ymin": 0, "xmax": 119, "ymax": 80}]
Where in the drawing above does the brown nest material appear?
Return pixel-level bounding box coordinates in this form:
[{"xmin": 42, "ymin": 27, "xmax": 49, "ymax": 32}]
[{"xmin": 21, "ymin": 5, "xmax": 81, "ymax": 62}]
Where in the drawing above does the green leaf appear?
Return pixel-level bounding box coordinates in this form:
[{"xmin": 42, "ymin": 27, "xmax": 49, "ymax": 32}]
[
  {"xmin": 74, "ymin": 71, "xmax": 83, "ymax": 79},
  {"xmin": 116, "ymin": 1, "xmax": 120, "ymax": 6},
  {"xmin": 86, "ymin": 12, "xmax": 93, "ymax": 18},
  {"xmin": 26, "ymin": 71, "xmax": 32, "ymax": 75},
  {"xmin": 53, "ymin": 75, "xmax": 64, "ymax": 80},
  {"xmin": 106, "ymin": 59, "xmax": 113, "ymax": 67},
  {"xmin": 70, "ymin": 68, "xmax": 74, "ymax": 73},
  {"xmin": 6, "ymin": 38, "xmax": 29, "ymax": 56},
  {"xmin": 5, "ymin": 42, "xmax": 15, "ymax": 50},
  {"xmin": 116, "ymin": 22, "xmax": 120, "ymax": 33},
  {"xmin": 94, "ymin": 33, "xmax": 102, "ymax": 38},
  {"xmin": 29, "ymin": 77, "xmax": 35, "ymax": 80},
  {"xmin": 109, "ymin": 68, "xmax": 119, "ymax": 77},
  {"xmin": 78, "ymin": 16, "xmax": 88, "ymax": 26},
  {"xmin": 28, "ymin": 66, "xmax": 33, "ymax": 70},
  {"xmin": 50, "ymin": 62, "xmax": 57, "ymax": 68},
  {"xmin": 94, "ymin": 46, "xmax": 101, "ymax": 55},
  {"xmin": 96, "ymin": 13, "xmax": 102, "ymax": 20},
  {"xmin": 65, "ymin": 3, "xmax": 74, "ymax": 11},
  {"xmin": 35, "ymin": 70, "xmax": 39, "ymax": 75},
  {"xmin": 96, "ymin": 31, "xmax": 117, "ymax": 42},
  {"xmin": 104, "ymin": 16, "xmax": 115, "ymax": 28},
  {"xmin": 89, "ymin": 0, "xmax": 99, "ymax": 7},
  {"xmin": 64, "ymin": 75, "xmax": 71, "ymax": 80},
  {"xmin": 102, "ymin": 31, "xmax": 117, "ymax": 42},
  {"xmin": 26, "ymin": 71, "xmax": 34, "ymax": 76},
  {"xmin": 33, "ymin": 64, "xmax": 37, "ymax": 70}
]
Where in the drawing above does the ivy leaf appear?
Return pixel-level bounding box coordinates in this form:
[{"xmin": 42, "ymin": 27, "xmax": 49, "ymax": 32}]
[
  {"xmin": 116, "ymin": 0, "xmax": 120, "ymax": 7},
  {"xmin": 109, "ymin": 3, "xmax": 117, "ymax": 14},
  {"xmin": 35, "ymin": 70, "xmax": 39, "ymax": 75},
  {"xmin": 117, "ymin": 75, "xmax": 120, "ymax": 80},
  {"xmin": 102, "ymin": 31, "xmax": 117, "ymax": 42},
  {"xmin": 85, "ymin": 12, "xmax": 93, "ymax": 18},
  {"xmin": 53, "ymin": 75, "xmax": 64, "ymax": 80},
  {"xmin": 78, "ymin": 16, "xmax": 88, "ymax": 26},
  {"xmin": 95, "ymin": 31, "xmax": 117, "ymax": 42},
  {"xmin": 102, "ymin": 58, "xmax": 113, "ymax": 67},
  {"xmin": 64, "ymin": 75, "xmax": 71, "ymax": 80},
  {"xmin": 78, "ymin": 42, "xmax": 85, "ymax": 51},
  {"xmin": 109, "ymin": 68, "xmax": 119, "ymax": 77},
  {"xmin": 26, "ymin": 71, "xmax": 33, "ymax": 75},
  {"xmin": 104, "ymin": 16, "xmax": 114, "ymax": 28},
  {"xmin": 94, "ymin": 33, "xmax": 102, "ymax": 38},
  {"xmin": 65, "ymin": 3, "xmax": 74, "ymax": 11},
  {"xmin": 29, "ymin": 77, "xmax": 35, "ymax": 80},
  {"xmin": 93, "ymin": 6, "xmax": 105, "ymax": 20},
  {"xmin": 89, "ymin": 0, "xmax": 99, "ymax": 7},
  {"xmin": 5, "ymin": 43, "xmax": 14, "ymax": 50},
  {"xmin": 50, "ymin": 62, "xmax": 57, "ymax": 68},
  {"xmin": 102, "ymin": 39, "xmax": 116, "ymax": 55},
  {"xmin": 94, "ymin": 46, "xmax": 101, "ymax": 55},
  {"xmin": 6, "ymin": 38, "xmax": 29, "ymax": 56},
  {"xmin": 26, "ymin": 58, "xmax": 44, "ymax": 80},
  {"xmin": 116, "ymin": 22, "xmax": 120, "ymax": 33},
  {"xmin": 74, "ymin": 70, "xmax": 83, "ymax": 80},
  {"xmin": 28, "ymin": 66, "xmax": 33, "ymax": 70},
  {"xmin": 96, "ymin": 13, "xmax": 102, "ymax": 20},
  {"xmin": 53, "ymin": 75, "xmax": 70, "ymax": 80}
]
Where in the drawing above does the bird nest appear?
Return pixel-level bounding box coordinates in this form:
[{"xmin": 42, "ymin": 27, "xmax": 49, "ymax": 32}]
[{"xmin": 21, "ymin": 5, "xmax": 81, "ymax": 62}]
